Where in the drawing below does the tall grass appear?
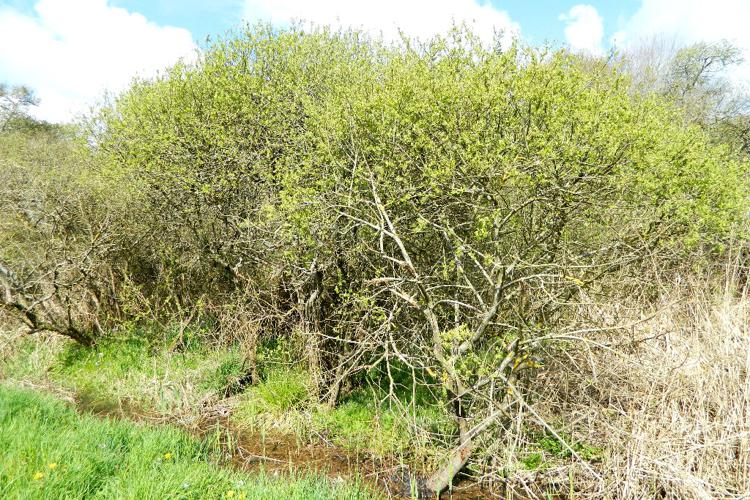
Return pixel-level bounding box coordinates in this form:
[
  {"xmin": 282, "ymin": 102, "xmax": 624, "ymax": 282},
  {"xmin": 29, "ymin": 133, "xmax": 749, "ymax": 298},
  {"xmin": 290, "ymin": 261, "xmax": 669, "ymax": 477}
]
[
  {"xmin": 0, "ymin": 330, "xmax": 452, "ymax": 465},
  {"xmin": 1, "ymin": 331, "xmax": 246, "ymax": 427},
  {"xmin": 527, "ymin": 259, "xmax": 750, "ymax": 498}
]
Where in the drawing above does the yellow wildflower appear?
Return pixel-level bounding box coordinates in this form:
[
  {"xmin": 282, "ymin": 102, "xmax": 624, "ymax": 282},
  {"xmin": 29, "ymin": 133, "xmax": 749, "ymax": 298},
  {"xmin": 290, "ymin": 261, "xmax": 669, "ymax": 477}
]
[
  {"xmin": 163, "ymin": 453, "xmax": 172, "ymax": 460},
  {"xmin": 226, "ymin": 491, "xmax": 235, "ymax": 498},
  {"xmin": 48, "ymin": 463, "xmax": 58, "ymax": 470},
  {"xmin": 565, "ymin": 276, "xmax": 585, "ymax": 287},
  {"xmin": 33, "ymin": 471, "xmax": 44, "ymax": 481}
]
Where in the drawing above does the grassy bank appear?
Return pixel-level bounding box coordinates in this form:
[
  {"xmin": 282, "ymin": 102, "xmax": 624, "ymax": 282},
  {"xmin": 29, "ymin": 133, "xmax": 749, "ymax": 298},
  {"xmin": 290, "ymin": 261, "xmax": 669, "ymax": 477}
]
[
  {"xmin": 0, "ymin": 385, "xmax": 376, "ymax": 499},
  {"xmin": 0, "ymin": 330, "xmax": 452, "ymax": 465}
]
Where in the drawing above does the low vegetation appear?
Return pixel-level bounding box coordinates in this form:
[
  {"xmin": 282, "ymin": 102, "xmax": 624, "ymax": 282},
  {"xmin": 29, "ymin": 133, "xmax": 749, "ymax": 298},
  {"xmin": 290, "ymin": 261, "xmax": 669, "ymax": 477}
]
[{"xmin": 0, "ymin": 385, "xmax": 376, "ymax": 499}]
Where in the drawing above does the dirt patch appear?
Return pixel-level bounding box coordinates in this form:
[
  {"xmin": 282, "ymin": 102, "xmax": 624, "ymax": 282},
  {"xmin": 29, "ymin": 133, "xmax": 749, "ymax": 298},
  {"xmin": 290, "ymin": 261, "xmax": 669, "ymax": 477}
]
[
  {"xmin": 195, "ymin": 413, "xmax": 493, "ymax": 499},
  {"xmin": 74, "ymin": 390, "xmax": 146, "ymax": 420}
]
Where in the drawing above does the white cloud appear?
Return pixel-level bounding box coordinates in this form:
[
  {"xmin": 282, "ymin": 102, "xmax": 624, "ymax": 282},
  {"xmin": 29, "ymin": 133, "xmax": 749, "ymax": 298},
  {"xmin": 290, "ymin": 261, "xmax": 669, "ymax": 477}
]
[
  {"xmin": 558, "ymin": 4, "xmax": 604, "ymax": 55},
  {"xmin": 0, "ymin": 0, "xmax": 196, "ymax": 123},
  {"xmin": 243, "ymin": 0, "xmax": 520, "ymax": 46},
  {"xmin": 614, "ymin": 0, "xmax": 750, "ymax": 84}
]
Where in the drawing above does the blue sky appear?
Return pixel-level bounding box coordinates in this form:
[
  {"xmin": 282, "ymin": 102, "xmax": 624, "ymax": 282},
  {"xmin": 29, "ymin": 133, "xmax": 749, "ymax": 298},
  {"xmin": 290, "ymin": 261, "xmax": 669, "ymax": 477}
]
[
  {"xmin": 100, "ymin": 0, "xmax": 643, "ymax": 47},
  {"xmin": 1, "ymin": 0, "xmax": 749, "ymax": 122},
  {"xmin": 107, "ymin": 0, "xmax": 244, "ymax": 43}
]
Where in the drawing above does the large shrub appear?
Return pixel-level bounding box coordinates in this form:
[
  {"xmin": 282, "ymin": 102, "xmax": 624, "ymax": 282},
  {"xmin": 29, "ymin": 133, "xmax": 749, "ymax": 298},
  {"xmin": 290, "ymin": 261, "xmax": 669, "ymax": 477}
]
[
  {"xmin": 4, "ymin": 24, "xmax": 747, "ymax": 493},
  {"xmin": 0, "ymin": 129, "xmax": 129, "ymax": 344}
]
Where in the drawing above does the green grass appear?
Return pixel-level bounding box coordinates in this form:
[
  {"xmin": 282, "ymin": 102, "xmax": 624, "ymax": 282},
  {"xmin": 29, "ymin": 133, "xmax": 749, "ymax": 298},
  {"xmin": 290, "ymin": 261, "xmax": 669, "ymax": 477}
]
[
  {"xmin": 0, "ymin": 385, "xmax": 377, "ymax": 499},
  {"xmin": 0, "ymin": 333, "xmax": 61, "ymax": 381},
  {"xmin": 518, "ymin": 428, "xmax": 603, "ymax": 471},
  {"xmin": 0, "ymin": 329, "xmax": 604, "ymax": 493},
  {"xmin": 0, "ymin": 331, "xmax": 247, "ymax": 416},
  {"xmin": 231, "ymin": 362, "xmax": 453, "ymax": 461},
  {"xmin": 1, "ymin": 330, "xmax": 452, "ymax": 465},
  {"xmin": 242, "ymin": 369, "xmax": 311, "ymax": 415}
]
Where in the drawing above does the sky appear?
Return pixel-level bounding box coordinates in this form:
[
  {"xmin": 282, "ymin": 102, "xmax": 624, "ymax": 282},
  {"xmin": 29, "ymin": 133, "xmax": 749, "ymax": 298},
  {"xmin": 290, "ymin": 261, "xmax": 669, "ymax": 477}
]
[{"xmin": 1, "ymin": 0, "xmax": 749, "ymax": 122}]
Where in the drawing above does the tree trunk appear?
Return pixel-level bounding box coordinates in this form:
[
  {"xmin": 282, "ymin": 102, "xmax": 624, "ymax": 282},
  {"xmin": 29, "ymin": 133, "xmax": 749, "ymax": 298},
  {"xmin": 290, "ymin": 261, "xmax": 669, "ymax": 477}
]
[
  {"xmin": 425, "ymin": 420, "xmax": 475, "ymax": 494},
  {"xmin": 300, "ymin": 265, "xmax": 324, "ymax": 402}
]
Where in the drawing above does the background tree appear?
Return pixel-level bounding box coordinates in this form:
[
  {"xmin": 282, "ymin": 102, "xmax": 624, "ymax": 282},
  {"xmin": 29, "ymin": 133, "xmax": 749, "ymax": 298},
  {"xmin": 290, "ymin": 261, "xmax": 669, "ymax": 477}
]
[
  {"xmin": 1, "ymin": 84, "xmax": 38, "ymax": 132},
  {"xmin": 0, "ymin": 83, "xmax": 62, "ymax": 135},
  {"xmin": 619, "ymin": 38, "xmax": 750, "ymax": 154},
  {"xmin": 665, "ymin": 40, "xmax": 746, "ymax": 126}
]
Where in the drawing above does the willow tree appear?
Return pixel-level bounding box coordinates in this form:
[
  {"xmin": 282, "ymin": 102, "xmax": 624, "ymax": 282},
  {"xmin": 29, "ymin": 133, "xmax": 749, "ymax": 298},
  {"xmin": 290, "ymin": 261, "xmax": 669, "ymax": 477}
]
[{"xmin": 87, "ymin": 25, "xmax": 750, "ymax": 494}]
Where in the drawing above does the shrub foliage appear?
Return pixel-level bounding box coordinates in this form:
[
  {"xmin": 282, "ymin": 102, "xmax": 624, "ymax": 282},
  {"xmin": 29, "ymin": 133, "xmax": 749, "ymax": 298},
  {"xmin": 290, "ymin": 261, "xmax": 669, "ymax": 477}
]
[{"xmin": 2, "ymin": 24, "xmax": 748, "ymax": 493}]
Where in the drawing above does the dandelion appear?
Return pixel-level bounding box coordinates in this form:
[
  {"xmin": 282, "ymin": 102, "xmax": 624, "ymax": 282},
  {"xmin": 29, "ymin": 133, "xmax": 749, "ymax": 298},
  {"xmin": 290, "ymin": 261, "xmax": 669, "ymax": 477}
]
[
  {"xmin": 47, "ymin": 463, "xmax": 58, "ymax": 470},
  {"xmin": 238, "ymin": 493, "xmax": 247, "ymax": 500},
  {"xmin": 225, "ymin": 490, "xmax": 235, "ymax": 498},
  {"xmin": 565, "ymin": 275, "xmax": 585, "ymax": 287},
  {"xmin": 163, "ymin": 453, "xmax": 173, "ymax": 460},
  {"xmin": 33, "ymin": 471, "xmax": 44, "ymax": 481}
]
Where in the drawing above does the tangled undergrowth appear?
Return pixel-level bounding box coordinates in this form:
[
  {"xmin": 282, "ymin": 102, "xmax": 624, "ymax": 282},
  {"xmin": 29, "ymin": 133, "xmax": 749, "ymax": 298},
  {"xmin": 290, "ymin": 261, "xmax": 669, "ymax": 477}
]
[{"xmin": 3, "ymin": 259, "xmax": 748, "ymax": 498}]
